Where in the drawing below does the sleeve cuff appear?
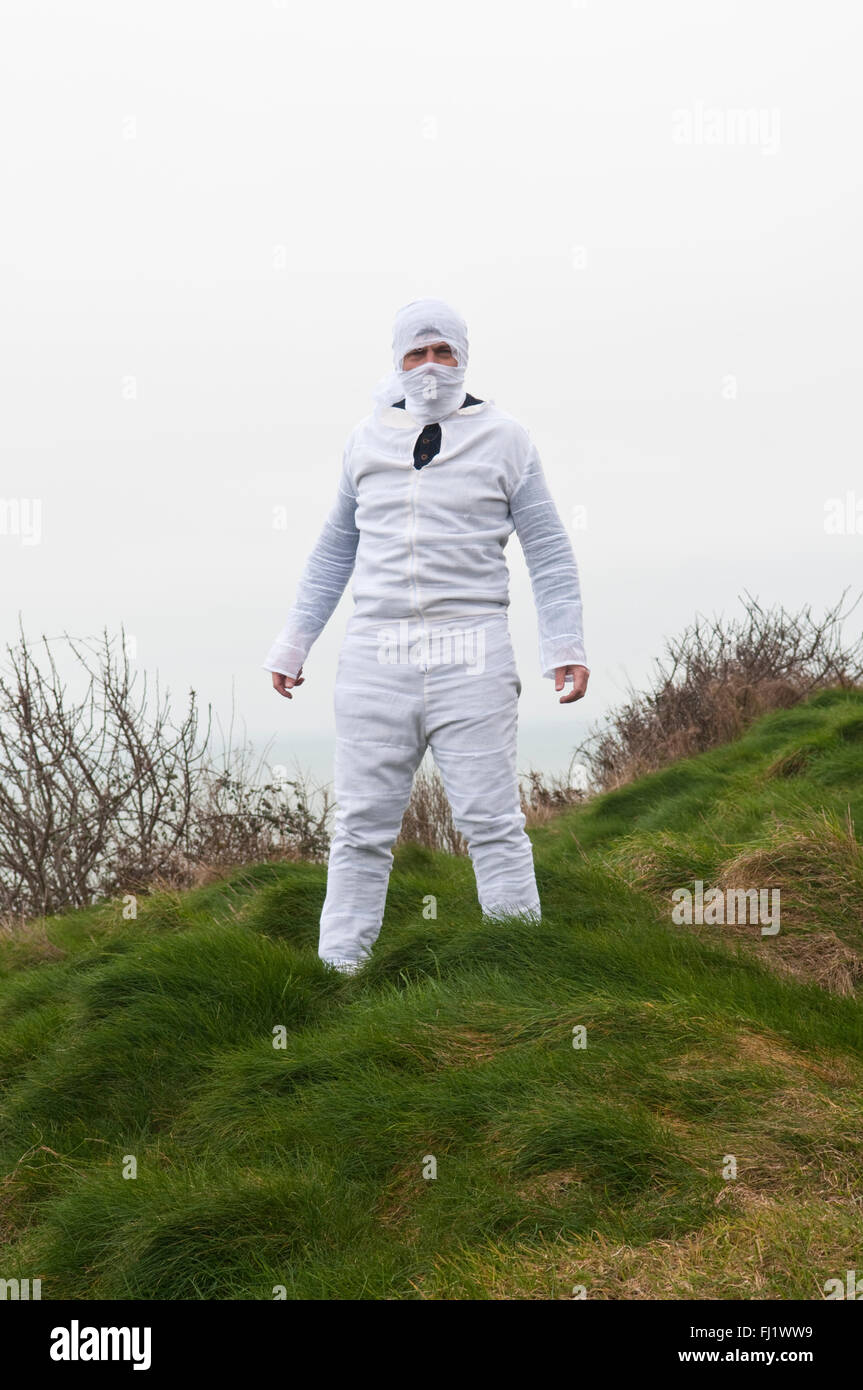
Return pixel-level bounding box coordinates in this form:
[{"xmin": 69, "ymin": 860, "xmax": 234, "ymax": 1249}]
[{"xmin": 542, "ymin": 662, "xmax": 590, "ymax": 680}]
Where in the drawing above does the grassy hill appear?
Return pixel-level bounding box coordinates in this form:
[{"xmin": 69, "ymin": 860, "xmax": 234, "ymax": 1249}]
[{"xmin": 1, "ymin": 687, "xmax": 862, "ymax": 1300}]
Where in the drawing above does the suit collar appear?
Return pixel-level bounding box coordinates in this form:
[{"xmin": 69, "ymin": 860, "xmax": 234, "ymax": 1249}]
[{"xmin": 380, "ymin": 393, "xmax": 486, "ymax": 429}]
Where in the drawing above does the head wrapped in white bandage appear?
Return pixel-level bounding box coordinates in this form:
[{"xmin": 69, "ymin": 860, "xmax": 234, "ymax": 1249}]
[{"xmin": 372, "ymin": 297, "xmax": 469, "ymax": 424}]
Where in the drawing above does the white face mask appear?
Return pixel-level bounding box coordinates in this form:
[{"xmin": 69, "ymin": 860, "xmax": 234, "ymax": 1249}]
[{"xmin": 396, "ymin": 359, "xmax": 466, "ymax": 425}]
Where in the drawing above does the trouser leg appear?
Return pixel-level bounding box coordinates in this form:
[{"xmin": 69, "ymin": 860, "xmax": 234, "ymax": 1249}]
[
  {"xmin": 318, "ymin": 636, "xmax": 426, "ymax": 966},
  {"xmin": 425, "ymin": 621, "xmax": 541, "ymax": 922}
]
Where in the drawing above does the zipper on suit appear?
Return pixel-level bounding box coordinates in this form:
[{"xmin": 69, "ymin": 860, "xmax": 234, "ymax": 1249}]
[
  {"xmin": 407, "ymin": 421, "xmax": 447, "ymax": 654},
  {"xmin": 407, "ymin": 457, "xmax": 423, "ymax": 625}
]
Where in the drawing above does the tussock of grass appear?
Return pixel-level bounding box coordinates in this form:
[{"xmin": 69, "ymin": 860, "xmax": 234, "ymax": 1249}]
[
  {"xmin": 0, "ymin": 691, "xmax": 862, "ymax": 1299},
  {"xmin": 717, "ymin": 808, "xmax": 863, "ymax": 940}
]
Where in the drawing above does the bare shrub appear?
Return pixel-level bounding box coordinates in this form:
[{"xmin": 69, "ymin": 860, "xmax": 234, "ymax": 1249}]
[
  {"xmin": 394, "ymin": 755, "xmax": 586, "ymax": 852},
  {"xmin": 579, "ymin": 592, "xmax": 863, "ymax": 792},
  {"xmin": 396, "ymin": 760, "xmax": 467, "ymax": 855},
  {"xmin": 519, "ymin": 764, "xmax": 586, "ymax": 827},
  {"xmin": 0, "ymin": 622, "xmax": 331, "ymax": 923},
  {"xmin": 139, "ymin": 750, "xmax": 332, "ymax": 895}
]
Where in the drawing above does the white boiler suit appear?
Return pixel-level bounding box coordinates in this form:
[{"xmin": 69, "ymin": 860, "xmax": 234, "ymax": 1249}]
[{"xmin": 262, "ymin": 301, "xmax": 588, "ymax": 969}]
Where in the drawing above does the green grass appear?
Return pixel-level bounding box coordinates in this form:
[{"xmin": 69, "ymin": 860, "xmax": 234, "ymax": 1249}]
[{"xmin": 1, "ymin": 689, "xmax": 862, "ymax": 1300}]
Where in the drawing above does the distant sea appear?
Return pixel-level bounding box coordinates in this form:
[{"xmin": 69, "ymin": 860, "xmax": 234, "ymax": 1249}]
[{"xmin": 239, "ymin": 719, "xmax": 591, "ymax": 795}]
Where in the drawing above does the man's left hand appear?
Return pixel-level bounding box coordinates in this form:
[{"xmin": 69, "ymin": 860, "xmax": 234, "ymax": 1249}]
[{"xmin": 554, "ymin": 665, "xmax": 589, "ymax": 704}]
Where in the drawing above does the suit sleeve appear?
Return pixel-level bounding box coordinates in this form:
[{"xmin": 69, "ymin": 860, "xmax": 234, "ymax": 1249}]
[
  {"xmin": 509, "ymin": 438, "xmax": 589, "ymax": 679},
  {"xmin": 261, "ymin": 435, "xmax": 359, "ymax": 678}
]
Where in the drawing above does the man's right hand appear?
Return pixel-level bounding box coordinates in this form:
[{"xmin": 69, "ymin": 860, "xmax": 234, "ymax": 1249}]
[{"xmin": 271, "ymin": 666, "xmax": 305, "ymax": 699}]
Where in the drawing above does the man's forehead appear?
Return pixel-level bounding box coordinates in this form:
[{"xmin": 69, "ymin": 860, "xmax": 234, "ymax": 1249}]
[{"xmin": 405, "ymin": 330, "xmax": 452, "ymax": 348}]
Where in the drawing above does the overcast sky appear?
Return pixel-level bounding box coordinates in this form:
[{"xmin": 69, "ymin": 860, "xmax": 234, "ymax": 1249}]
[{"xmin": 2, "ymin": 0, "xmax": 861, "ymax": 785}]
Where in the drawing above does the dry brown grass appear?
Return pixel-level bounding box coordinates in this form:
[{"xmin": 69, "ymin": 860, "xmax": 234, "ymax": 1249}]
[
  {"xmin": 375, "ymin": 1156, "xmax": 440, "ymax": 1241},
  {"xmin": 416, "ymin": 1188, "xmax": 863, "ymax": 1299},
  {"xmin": 393, "ymin": 1022, "xmax": 500, "ymax": 1070},
  {"xmin": 514, "ymin": 1168, "xmax": 587, "ymax": 1204},
  {"xmin": 728, "ymin": 1027, "xmax": 858, "ymax": 1085},
  {"xmin": 519, "ymin": 768, "xmax": 585, "ymax": 827},
  {"xmin": 716, "ymin": 808, "xmax": 863, "ymax": 934},
  {"xmin": 685, "ymin": 920, "xmax": 863, "ymax": 998},
  {"xmin": 706, "ymin": 809, "xmax": 863, "ymax": 994},
  {"xmin": 764, "ymin": 932, "xmax": 863, "ymax": 997},
  {"xmin": 394, "ymin": 761, "xmax": 585, "ymax": 851},
  {"xmin": 538, "ymin": 1197, "xmax": 862, "ymax": 1300},
  {"xmin": 0, "ymin": 917, "xmax": 67, "ymax": 968},
  {"xmin": 396, "ymin": 762, "xmax": 467, "ymax": 855},
  {"xmin": 608, "ymin": 809, "xmax": 863, "ymax": 995}
]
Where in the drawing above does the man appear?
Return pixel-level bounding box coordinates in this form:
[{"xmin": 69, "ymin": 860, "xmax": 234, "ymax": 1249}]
[{"xmin": 262, "ymin": 298, "xmax": 589, "ymax": 974}]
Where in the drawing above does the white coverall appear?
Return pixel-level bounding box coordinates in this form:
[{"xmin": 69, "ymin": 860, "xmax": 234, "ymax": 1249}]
[{"xmin": 262, "ymin": 299, "xmax": 588, "ymax": 969}]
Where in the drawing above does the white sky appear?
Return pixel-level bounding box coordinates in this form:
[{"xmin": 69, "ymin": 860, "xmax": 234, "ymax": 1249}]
[{"xmin": 2, "ymin": 0, "xmax": 861, "ymax": 784}]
